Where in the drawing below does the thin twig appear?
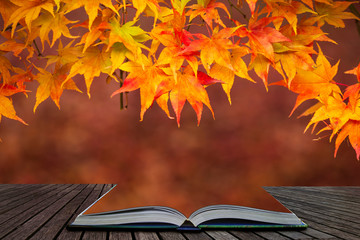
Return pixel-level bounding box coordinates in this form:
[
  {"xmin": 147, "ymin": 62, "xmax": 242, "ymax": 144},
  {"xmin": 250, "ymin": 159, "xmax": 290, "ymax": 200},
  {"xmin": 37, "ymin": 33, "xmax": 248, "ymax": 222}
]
[
  {"xmin": 33, "ymin": 40, "xmax": 43, "ymax": 57},
  {"xmin": 227, "ymin": 0, "xmax": 247, "ymax": 20}
]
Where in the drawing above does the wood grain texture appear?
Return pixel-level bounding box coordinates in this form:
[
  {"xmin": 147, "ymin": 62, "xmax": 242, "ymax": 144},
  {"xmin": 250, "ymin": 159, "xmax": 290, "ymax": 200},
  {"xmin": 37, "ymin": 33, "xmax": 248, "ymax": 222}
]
[{"xmin": 0, "ymin": 185, "xmax": 359, "ymax": 240}]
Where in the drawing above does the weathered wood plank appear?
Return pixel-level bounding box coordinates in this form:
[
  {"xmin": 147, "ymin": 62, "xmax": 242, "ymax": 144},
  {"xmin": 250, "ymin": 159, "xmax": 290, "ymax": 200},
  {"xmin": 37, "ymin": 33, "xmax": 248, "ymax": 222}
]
[
  {"xmin": 297, "ymin": 228, "xmax": 337, "ymax": 240},
  {"xmin": 109, "ymin": 231, "xmax": 133, "ymax": 240},
  {"xmin": 276, "ymin": 187, "xmax": 360, "ymax": 199},
  {"xmin": 183, "ymin": 231, "xmax": 213, "ymax": 240},
  {"xmin": 266, "ymin": 187, "xmax": 360, "ymax": 210},
  {"xmin": 268, "ymin": 191, "xmax": 360, "ymax": 219},
  {"xmin": 0, "ymin": 184, "xmax": 73, "ymax": 238},
  {"xmin": 29, "ymin": 184, "xmax": 95, "ymax": 240},
  {"xmin": 229, "ymin": 230, "xmax": 265, "ymax": 240},
  {"xmin": 0, "ymin": 184, "xmax": 31, "ymax": 196},
  {"xmin": 0, "ymin": 184, "xmax": 55, "ymax": 214},
  {"xmin": 266, "ymin": 193, "xmax": 360, "ymax": 234},
  {"xmin": 82, "ymin": 231, "xmax": 107, "ymax": 240},
  {"xmin": 297, "ymin": 217, "xmax": 360, "ymax": 240},
  {"xmin": 56, "ymin": 184, "xmax": 113, "ymax": 240},
  {"xmin": 252, "ymin": 231, "xmax": 291, "ymax": 240},
  {"xmin": 0, "ymin": 184, "xmax": 41, "ymax": 202},
  {"xmin": 276, "ymin": 230, "xmax": 313, "ymax": 240},
  {"xmin": 266, "ymin": 188, "xmax": 360, "ymax": 222},
  {"xmin": 205, "ymin": 230, "xmax": 240, "ymax": 240},
  {"xmin": 2, "ymin": 184, "xmax": 85, "ymax": 240},
  {"xmin": 134, "ymin": 231, "xmax": 160, "ymax": 240},
  {"xmin": 158, "ymin": 231, "xmax": 186, "ymax": 240}
]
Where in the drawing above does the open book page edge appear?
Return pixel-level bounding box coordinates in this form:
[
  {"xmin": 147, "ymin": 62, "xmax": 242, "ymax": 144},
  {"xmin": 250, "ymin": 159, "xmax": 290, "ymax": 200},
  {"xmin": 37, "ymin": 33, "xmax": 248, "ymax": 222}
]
[
  {"xmin": 79, "ymin": 185, "xmax": 117, "ymax": 216},
  {"xmin": 188, "ymin": 205, "xmax": 303, "ymax": 226}
]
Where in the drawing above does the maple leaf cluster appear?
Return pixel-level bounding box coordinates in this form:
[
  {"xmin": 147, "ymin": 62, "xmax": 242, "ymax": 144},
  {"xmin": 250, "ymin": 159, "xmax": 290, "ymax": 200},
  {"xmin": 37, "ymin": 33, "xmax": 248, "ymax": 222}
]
[{"xmin": 0, "ymin": 0, "xmax": 360, "ymax": 159}]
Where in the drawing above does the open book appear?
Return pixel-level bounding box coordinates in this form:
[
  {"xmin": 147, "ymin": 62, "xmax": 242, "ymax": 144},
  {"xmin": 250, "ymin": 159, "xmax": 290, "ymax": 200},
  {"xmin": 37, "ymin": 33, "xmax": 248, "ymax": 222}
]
[{"xmin": 69, "ymin": 185, "xmax": 307, "ymax": 230}]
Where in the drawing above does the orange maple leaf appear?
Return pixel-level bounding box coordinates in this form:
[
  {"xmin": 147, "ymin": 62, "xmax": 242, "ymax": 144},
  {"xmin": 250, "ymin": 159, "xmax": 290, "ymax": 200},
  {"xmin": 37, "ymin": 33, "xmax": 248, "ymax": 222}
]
[
  {"xmin": 188, "ymin": 0, "xmax": 230, "ymax": 29},
  {"xmin": 80, "ymin": 0, "xmax": 118, "ymax": 29},
  {"xmin": 265, "ymin": 1, "xmax": 315, "ymax": 33},
  {"xmin": 169, "ymin": 66, "xmax": 217, "ymax": 126},
  {"xmin": 34, "ymin": 64, "xmax": 81, "ymax": 111},
  {"xmin": 0, "ymin": 84, "xmax": 28, "ymax": 125},
  {"xmin": 131, "ymin": 0, "xmax": 161, "ymax": 20},
  {"xmin": 32, "ymin": 10, "xmax": 78, "ymax": 48},
  {"xmin": 287, "ymin": 47, "xmax": 341, "ymax": 116},
  {"xmin": 315, "ymin": 1, "xmax": 360, "ymax": 28},
  {"xmin": 180, "ymin": 26, "xmax": 239, "ymax": 72},
  {"xmin": 236, "ymin": 16, "xmax": 290, "ymax": 63},
  {"xmin": 335, "ymin": 120, "xmax": 360, "ymax": 160},
  {"xmin": 64, "ymin": 46, "xmax": 112, "ymax": 97},
  {"xmin": 111, "ymin": 58, "xmax": 174, "ymax": 120},
  {"xmin": 345, "ymin": 62, "xmax": 360, "ymax": 82},
  {"xmin": 6, "ymin": 0, "xmax": 55, "ymax": 36},
  {"xmin": 210, "ymin": 46, "xmax": 254, "ymax": 103}
]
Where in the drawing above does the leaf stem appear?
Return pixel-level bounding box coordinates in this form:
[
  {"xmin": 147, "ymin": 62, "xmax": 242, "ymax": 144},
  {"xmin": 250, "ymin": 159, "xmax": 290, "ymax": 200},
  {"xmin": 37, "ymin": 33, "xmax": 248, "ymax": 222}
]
[
  {"xmin": 33, "ymin": 40, "xmax": 43, "ymax": 57},
  {"xmin": 227, "ymin": 0, "xmax": 247, "ymax": 20}
]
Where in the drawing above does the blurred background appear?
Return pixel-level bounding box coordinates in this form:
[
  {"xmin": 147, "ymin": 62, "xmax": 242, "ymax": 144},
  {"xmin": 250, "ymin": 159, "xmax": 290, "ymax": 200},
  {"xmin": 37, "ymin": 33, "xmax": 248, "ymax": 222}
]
[{"xmin": 0, "ymin": 3, "xmax": 360, "ymax": 205}]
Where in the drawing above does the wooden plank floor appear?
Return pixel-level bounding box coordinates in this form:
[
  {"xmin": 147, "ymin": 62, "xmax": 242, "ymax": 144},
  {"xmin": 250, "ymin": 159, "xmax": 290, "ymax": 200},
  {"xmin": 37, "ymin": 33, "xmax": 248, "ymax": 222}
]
[{"xmin": 0, "ymin": 185, "xmax": 359, "ymax": 239}]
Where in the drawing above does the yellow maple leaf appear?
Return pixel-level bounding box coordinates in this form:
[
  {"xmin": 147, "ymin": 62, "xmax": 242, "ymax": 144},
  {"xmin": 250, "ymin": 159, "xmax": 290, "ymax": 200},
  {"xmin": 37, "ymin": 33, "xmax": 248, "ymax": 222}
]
[
  {"xmin": 0, "ymin": 84, "xmax": 27, "ymax": 125},
  {"xmin": 34, "ymin": 64, "xmax": 81, "ymax": 112},
  {"xmin": 32, "ymin": 10, "xmax": 77, "ymax": 48},
  {"xmin": 314, "ymin": 1, "xmax": 360, "ymax": 28},
  {"xmin": 111, "ymin": 58, "xmax": 173, "ymax": 121},
  {"xmin": 6, "ymin": 0, "xmax": 55, "ymax": 36},
  {"xmin": 64, "ymin": 47, "xmax": 112, "ymax": 97}
]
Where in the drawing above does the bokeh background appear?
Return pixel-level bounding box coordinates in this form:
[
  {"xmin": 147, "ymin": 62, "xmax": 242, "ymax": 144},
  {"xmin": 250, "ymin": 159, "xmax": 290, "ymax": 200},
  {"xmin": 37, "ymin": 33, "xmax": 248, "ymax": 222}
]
[{"xmin": 1, "ymin": 3, "xmax": 360, "ymax": 205}]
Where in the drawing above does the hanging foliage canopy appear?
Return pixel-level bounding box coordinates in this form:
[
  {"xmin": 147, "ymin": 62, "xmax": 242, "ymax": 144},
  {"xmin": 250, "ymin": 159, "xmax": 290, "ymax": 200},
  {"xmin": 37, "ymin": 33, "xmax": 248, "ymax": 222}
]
[{"xmin": 0, "ymin": 0, "xmax": 360, "ymax": 159}]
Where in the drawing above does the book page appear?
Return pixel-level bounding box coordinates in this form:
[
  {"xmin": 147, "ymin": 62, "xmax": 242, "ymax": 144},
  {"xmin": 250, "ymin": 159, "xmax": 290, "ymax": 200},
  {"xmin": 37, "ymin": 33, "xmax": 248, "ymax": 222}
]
[{"xmin": 83, "ymin": 184, "xmax": 290, "ymax": 217}]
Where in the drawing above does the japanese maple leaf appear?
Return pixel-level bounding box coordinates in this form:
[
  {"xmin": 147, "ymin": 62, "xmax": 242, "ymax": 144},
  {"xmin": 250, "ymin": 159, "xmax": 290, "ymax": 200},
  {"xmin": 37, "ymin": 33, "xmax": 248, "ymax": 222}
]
[
  {"xmin": 180, "ymin": 26, "xmax": 239, "ymax": 71},
  {"xmin": 335, "ymin": 120, "xmax": 360, "ymax": 160},
  {"xmin": 73, "ymin": 9, "xmax": 114, "ymax": 53},
  {"xmin": 0, "ymin": 84, "xmax": 28, "ymax": 125},
  {"xmin": 249, "ymin": 54, "xmax": 271, "ymax": 89},
  {"xmin": 0, "ymin": 38, "xmax": 35, "ymax": 60},
  {"xmin": 0, "ymin": 56, "xmax": 13, "ymax": 85},
  {"xmin": 287, "ymin": 47, "xmax": 341, "ymax": 116},
  {"xmin": 151, "ymin": 11, "xmax": 201, "ymax": 78},
  {"xmin": 210, "ymin": 46, "xmax": 254, "ymax": 103},
  {"xmin": 265, "ymin": 1, "xmax": 314, "ymax": 33},
  {"xmin": 32, "ymin": 10, "xmax": 77, "ymax": 48},
  {"xmin": 236, "ymin": 16, "xmax": 290, "ymax": 62},
  {"xmin": 65, "ymin": 46, "xmax": 112, "ymax": 97},
  {"xmin": 304, "ymin": 92, "xmax": 347, "ymax": 134},
  {"xmin": 154, "ymin": 26, "xmax": 201, "ymax": 79},
  {"xmin": 45, "ymin": 40, "xmax": 83, "ymax": 67},
  {"xmin": 0, "ymin": 0, "xmax": 18, "ymax": 29},
  {"xmin": 314, "ymin": 1, "xmax": 360, "ymax": 28},
  {"xmin": 107, "ymin": 19, "xmax": 151, "ymax": 63},
  {"xmin": 80, "ymin": 0, "xmax": 118, "ymax": 29},
  {"xmin": 345, "ymin": 62, "xmax": 360, "ymax": 83},
  {"xmin": 34, "ymin": 64, "xmax": 81, "ymax": 111},
  {"xmin": 331, "ymin": 65, "xmax": 360, "ymax": 159},
  {"xmin": 6, "ymin": 0, "xmax": 55, "ymax": 36},
  {"xmin": 272, "ymin": 22, "xmax": 332, "ymax": 85},
  {"xmin": 170, "ymin": 66, "xmax": 216, "ymax": 126},
  {"xmin": 0, "ymin": 95, "xmax": 26, "ymax": 126},
  {"xmin": 131, "ymin": 0, "xmax": 161, "ymax": 20},
  {"xmin": 188, "ymin": 0, "xmax": 230, "ymax": 29},
  {"xmin": 111, "ymin": 58, "xmax": 174, "ymax": 120}
]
